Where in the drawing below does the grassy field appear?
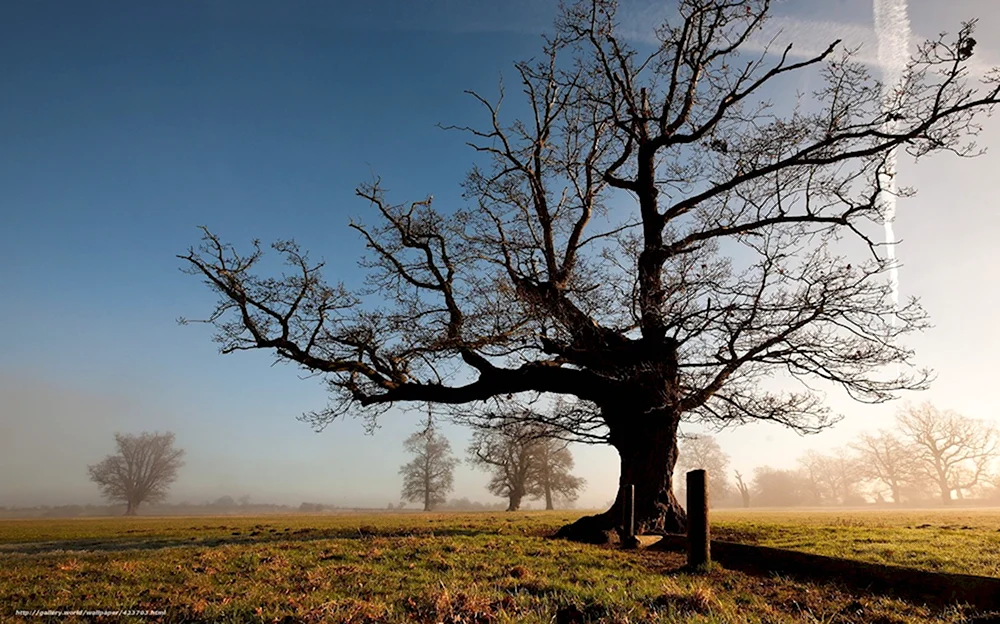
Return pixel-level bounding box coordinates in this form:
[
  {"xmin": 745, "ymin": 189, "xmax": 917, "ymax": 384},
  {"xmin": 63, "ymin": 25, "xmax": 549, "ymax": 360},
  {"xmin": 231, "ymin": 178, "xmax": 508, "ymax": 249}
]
[
  {"xmin": 712, "ymin": 508, "xmax": 1000, "ymax": 578},
  {"xmin": 1, "ymin": 510, "xmax": 998, "ymax": 623}
]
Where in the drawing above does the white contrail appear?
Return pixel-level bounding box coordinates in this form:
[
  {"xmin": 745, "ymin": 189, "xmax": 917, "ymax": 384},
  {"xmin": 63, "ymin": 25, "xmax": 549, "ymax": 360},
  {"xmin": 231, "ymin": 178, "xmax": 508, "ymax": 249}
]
[{"xmin": 873, "ymin": 0, "xmax": 911, "ymax": 322}]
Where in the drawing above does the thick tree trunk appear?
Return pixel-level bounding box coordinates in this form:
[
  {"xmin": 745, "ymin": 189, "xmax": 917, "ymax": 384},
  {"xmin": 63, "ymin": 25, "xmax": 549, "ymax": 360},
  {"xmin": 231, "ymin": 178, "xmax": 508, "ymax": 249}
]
[
  {"xmin": 555, "ymin": 410, "xmax": 685, "ymax": 542},
  {"xmin": 739, "ymin": 490, "xmax": 750, "ymax": 508},
  {"xmin": 939, "ymin": 478, "xmax": 953, "ymax": 505},
  {"xmin": 507, "ymin": 490, "xmax": 523, "ymax": 512},
  {"xmin": 544, "ymin": 483, "xmax": 554, "ymax": 511},
  {"xmin": 124, "ymin": 501, "xmax": 137, "ymax": 516},
  {"xmin": 424, "ymin": 466, "xmax": 432, "ymax": 511}
]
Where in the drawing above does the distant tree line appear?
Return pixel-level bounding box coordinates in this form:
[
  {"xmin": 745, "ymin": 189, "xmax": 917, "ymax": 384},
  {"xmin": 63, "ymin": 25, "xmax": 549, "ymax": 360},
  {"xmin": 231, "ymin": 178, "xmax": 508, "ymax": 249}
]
[
  {"xmin": 680, "ymin": 402, "xmax": 1000, "ymax": 508},
  {"xmin": 435, "ymin": 498, "xmax": 509, "ymax": 511},
  {"xmin": 0, "ymin": 501, "xmax": 300, "ymax": 519}
]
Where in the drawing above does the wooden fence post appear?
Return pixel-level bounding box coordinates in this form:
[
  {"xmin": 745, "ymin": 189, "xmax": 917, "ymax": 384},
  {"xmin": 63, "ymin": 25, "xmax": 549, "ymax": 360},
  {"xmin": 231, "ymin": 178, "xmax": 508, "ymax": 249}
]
[
  {"xmin": 687, "ymin": 469, "xmax": 710, "ymax": 568},
  {"xmin": 621, "ymin": 484, "xmax": 635, "ymax": 542}
]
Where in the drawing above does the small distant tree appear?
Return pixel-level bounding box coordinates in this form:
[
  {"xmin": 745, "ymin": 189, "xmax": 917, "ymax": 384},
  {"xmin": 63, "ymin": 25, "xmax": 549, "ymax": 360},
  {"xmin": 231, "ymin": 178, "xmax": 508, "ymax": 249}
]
[
  {"xmin": 238, "ymin": 495, "xmax": 251, "ymax": 507},
  {"xmin": 896, "ymin": 402, "xmax": 1000, "ymax": 504},
  {"xmin": 850, "ymin": 430, "xmax": 921, "ymax": 504},
  {"xmin": 468, "ymin": 422, "xmax": 538, "ymax": 511},
  {"xmin": 88, "ymin": 432, "xmax": 185, "ymax": 516},
  {"xmin": 400, "ymin": 415, "xmax": 459, "ymax": 511},
  {"xmin": 213, "ymin": 495, "xmax": 236, "ymax": 508},
  {"xmin": 977, "ymin": 475, "xmax": 1000, "ymax": 503},
  {"xmin": 677, "ymin": 435, "xmax": 731, "ymax": 501},
  {"xmin": 528, "ymin": 436, "xmax": 586, "ymax": 510},
  {"xmin": 752, "ymin": 466, "xmax": 810, "ymax": 507},
  {"xmin": 797, "ymin": 449, "xmax": 863, "ymax": 505},
  {"xmin": 734, "ymin": 470, "xmax": 751, "ymax": 508}
]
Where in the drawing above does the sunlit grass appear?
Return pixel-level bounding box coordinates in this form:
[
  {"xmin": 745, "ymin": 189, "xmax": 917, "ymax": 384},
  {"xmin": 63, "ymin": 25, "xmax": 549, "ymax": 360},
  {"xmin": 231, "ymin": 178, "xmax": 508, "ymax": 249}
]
[
  {"xmin": 711, "ymin": 508, "xmax": 1000, "ymax": 578},
  {"xmin": 1, "ymin": 510, "xmax": 997, "ymax": 622}
]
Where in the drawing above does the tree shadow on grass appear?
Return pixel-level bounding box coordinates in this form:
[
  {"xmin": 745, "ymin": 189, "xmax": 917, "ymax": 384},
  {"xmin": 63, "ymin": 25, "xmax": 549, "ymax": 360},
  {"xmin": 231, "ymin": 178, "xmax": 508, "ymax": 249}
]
[{"xmin": 639, "ymin": 536, "xmax": 1000, "ymax": 617}]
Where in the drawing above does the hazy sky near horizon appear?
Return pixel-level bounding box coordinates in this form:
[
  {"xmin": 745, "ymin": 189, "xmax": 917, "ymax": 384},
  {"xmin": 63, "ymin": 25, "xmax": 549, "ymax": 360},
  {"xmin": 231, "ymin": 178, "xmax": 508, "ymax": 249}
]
[{"xmin": 2, "ymin": 0, "xmax": 999, "ymax": 509}]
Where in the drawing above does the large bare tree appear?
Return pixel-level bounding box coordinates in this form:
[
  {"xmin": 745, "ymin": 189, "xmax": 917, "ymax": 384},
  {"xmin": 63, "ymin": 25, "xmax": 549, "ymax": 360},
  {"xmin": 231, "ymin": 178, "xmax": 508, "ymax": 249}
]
[
  {"xmin": 895, "ymin": 402, "xmax": 999, "ymax": 504},
  {"xmin": 88, "ymin": 432, "xmax": 185, "ymax": 516},
  {"xmin": 400, "ymin": 416, "xmax": 458, "ymax": 511},
  {"xmin": 179, "ymin": 0, "xmax": 1000, "ymax": 539}
]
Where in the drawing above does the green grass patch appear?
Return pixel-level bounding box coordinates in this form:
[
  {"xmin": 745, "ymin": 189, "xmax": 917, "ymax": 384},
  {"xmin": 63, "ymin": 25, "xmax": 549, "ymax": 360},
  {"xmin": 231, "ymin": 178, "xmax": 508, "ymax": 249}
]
[
  {"xmin": 0, "ymin": 511, "xmax": 996, "ymax": 623},
  {"xmin": 712, "ymin": 508, "xmax": 1000, "ymax": 578}
]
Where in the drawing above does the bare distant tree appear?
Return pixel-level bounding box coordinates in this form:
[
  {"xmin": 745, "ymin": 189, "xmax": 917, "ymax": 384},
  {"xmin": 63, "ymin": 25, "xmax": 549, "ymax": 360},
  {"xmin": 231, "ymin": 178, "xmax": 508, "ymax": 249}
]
[
  {"xmin": 796, "ymin": 451, "xmax": 825, "ymax": 505},
  {"xmin": 733, "ymin": 470, "xmax": 750, "ymax": 508},
  {"xmin": 467, "ymin": 422, "xmax": 538, "ymax": 511},
  {"xmin": 896, "ymin": 402, "xmax": 1000, "ymax": 504},
  {"xmin": 677, "ymin": 434, "xmax": 731, "ymax": 500},
  {"xmin": 752, "ymin": 466, "xmax": 811, "ymax": 507},
  {"xmin": 88, "ymin": 432, "xmax": 185, "ymax": 515},
  {"xmin": 178, "ymin": 0, "xmax": 1000, "ymax": 540},
  {"xmin": 977, "ymin": 475, "xmax": 1000, "ymax": 503},
  {"xmin": 468, "ymin": 413, "xmax": 586, "ymax": 511},
  {"xmin": 797, "ymin": 448, "xmax": 863, "ymax": 505},
  {"xmin": 400, "ymin": 415, "xmax": 459, "ymax": 511},
  {"xmin": 527, "ymin": 436, "xmax": 586, "ymax": 510},
  {"xmin": 850, "ymin": 430, "xmax": 922, "ymax": 504}
]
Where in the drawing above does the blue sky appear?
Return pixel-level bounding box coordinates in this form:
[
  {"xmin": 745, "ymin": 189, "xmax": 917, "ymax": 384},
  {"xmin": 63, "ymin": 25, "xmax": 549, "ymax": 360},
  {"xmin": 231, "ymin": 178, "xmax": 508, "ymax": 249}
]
[
  {"xmin": 0, "ymin": 0, "xmax": 567, "ymax": 507},
  {"xmin": 2, "ymin": 0, "xmax": 1000, "ymax": 508}
]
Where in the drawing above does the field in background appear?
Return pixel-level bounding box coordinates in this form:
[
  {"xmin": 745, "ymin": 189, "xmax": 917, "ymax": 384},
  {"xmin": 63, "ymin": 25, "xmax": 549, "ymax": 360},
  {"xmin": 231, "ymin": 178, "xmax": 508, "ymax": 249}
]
[{"xmin": 2, "ymin": 510, "xmax": 999, "ymax": 623}]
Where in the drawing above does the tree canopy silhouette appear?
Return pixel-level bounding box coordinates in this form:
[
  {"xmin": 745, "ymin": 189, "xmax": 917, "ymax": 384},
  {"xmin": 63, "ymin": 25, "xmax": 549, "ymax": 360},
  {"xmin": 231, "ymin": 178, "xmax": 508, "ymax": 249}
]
[
  {"xmin": 677, "ymin": 434, "xmax": 731, "ymax": 500},
  {"xmin": 896, "ymin": 402, "xmax": 1000, "ymax": 504},
  {"xmin": 88, "ymin": 432, "xmax": 185, "ymax": 516},
  {"xmin": 400, "ymin": 416, "xmax": 458, "ymax": 511},
  {"xmin": 180, "ymin": 0, "xmax": 1000, "ymax": 540},
  {"xmin": 468, "ymin": 422, "xmax": 539, "ymax": 512}
]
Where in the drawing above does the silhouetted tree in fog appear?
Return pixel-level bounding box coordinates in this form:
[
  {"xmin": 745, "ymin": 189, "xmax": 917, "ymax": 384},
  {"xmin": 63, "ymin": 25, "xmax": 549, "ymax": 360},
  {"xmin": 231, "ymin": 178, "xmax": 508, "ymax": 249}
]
[
  {"xmin": 88, "ymin": 432, "xmax": 185, "ymax": 516},
  {"xmin": 734, "ymin": 470, "xmax": 751, "ymax": 508},
  {"xmin": 677, "ymin": 435, "xmax": 731, "ymax": 501},
  {"xmin": 797, "ymin": 449, "xmax": 863, "ymax": 505},
  {"xmin": 179, "ymin": 0, "xmax": 1000, "ymax": 541},
  {"xmin": 468, "ymin": 413, "xmax": 586, "ymax": 511},
  {"xmin": 896, "ymin": 402, "xmax": 999, "ymax": 504},
  {"xmin": 468, "ymin": 422, "xmax": 538, "ymax": 511},
  {"xmin": 752, "ymin": 466, "xmax": 810, "ymax": 507},
  {"xmin": 850, "ymin": 430, "xmax": 922, "ymax": 504},
  {"xmin": 400, "ymin": 416, "xmax": 458, "ymax": 511},
  {"xmin": 527, "ymin": 435, "xmax": 586, "ymax": 510}
]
